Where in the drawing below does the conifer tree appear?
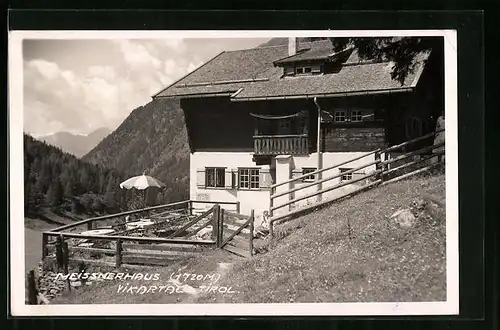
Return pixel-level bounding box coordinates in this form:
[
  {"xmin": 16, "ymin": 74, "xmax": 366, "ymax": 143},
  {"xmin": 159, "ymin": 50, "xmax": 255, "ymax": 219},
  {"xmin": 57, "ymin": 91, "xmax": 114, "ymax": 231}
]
[{"xmin": 45, "ymin": 179, "xmax": 63, "ymax": 207}]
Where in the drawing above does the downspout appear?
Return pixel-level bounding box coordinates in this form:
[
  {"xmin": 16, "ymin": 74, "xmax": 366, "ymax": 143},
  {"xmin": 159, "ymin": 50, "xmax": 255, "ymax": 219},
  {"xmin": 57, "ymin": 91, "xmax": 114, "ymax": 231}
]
[{"xmin": 313, "ymin": 97, "xmax": 323, "ymax": 202}]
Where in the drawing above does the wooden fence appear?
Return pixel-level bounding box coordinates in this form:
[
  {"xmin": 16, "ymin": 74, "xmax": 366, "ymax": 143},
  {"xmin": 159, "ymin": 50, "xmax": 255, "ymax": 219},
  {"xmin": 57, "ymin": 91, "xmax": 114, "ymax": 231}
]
[
  {"xmin": 40, "ymin": 199, "xmax": 251, "ymax": 272},
  {"xmin": 268, "ymin": 129, "xmax": 445, "ymax": 236}
]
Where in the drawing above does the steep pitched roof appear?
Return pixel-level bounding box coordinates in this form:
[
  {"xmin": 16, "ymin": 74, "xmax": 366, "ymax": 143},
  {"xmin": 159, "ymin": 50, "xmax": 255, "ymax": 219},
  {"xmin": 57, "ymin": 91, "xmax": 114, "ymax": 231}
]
[
  {"xmin": 153, "ymin": 40, "xmax": 430, "ymax": 101},
  {"xmin": 273, "ymin": 45, "xmax": 354, "ymax": 65}
]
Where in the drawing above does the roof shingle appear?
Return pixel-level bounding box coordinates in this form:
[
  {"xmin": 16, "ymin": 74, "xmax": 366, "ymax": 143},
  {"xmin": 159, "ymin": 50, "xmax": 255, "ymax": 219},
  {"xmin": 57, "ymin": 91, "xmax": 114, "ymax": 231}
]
[{"xmin": 154, "ymin": 40, "xmax": 429, "ymax": 100}]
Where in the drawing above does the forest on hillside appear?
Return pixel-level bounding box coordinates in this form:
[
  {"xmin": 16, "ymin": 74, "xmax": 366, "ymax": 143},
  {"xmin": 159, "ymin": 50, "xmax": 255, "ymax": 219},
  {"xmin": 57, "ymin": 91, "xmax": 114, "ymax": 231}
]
[
  {"xmin": 82, "ymin": 98, "xmax": 189, "ymax": 205},
  {"xmin": 23, "ymin": 134, "xmax": 151, "ymax": 217}
]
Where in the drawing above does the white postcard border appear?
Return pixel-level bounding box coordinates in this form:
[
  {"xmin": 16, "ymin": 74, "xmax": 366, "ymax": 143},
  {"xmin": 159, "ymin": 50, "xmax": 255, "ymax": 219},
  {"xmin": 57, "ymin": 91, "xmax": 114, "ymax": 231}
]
[{"xmin": 9, "ymin": 29, "xmax": 459, "ymax": 316}]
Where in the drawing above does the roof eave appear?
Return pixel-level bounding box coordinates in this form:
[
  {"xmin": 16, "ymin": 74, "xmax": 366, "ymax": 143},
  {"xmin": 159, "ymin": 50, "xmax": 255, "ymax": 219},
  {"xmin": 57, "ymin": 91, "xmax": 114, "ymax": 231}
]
[
  {"xmin": 156, "ymin": 92, "xmax": 235, "ymax": 100},
  {"xmin": 230, "ymin": 87, "xmax": 415, "ymax": 102}
]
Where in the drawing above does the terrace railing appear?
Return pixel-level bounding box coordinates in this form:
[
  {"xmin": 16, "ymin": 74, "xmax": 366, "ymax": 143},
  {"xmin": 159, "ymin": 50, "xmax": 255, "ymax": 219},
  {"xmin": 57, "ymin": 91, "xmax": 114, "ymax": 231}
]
[
  {"xmin": 268, "ymin": 129, "xmax": 445, "ymax": 236},
  {"xmin": 40, "ymin": 199, "xmax": 246, "ymax": 269}
]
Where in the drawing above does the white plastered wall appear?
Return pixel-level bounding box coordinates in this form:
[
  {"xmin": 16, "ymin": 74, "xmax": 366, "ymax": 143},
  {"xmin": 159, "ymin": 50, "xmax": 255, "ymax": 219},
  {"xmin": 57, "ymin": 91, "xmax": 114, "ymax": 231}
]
[
  {"xmin": 190, "ymin": 152, "xmax": 271, "ymax": 227},
  {"xmin": 275, "ymin": 152, "xmax": 377, "ymax": 213},
  {"xmin": 190, "ymin": 151, "xmax": 377, "ymax": 222}
]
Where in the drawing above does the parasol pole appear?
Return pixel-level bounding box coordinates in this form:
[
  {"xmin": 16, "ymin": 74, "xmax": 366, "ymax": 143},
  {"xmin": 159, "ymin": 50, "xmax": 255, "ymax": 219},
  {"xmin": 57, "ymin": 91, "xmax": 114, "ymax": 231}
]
[{"xmin": 142, "ymin": 171, "xmax": 147, "ymax": 209}]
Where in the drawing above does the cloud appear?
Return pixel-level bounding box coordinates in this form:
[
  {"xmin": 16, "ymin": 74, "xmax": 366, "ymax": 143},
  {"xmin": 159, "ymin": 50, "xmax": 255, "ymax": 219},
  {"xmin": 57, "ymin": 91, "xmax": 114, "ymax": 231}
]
[{"xmin": 23, "ymin": 39, "xmax": 207, "ymax": 137}]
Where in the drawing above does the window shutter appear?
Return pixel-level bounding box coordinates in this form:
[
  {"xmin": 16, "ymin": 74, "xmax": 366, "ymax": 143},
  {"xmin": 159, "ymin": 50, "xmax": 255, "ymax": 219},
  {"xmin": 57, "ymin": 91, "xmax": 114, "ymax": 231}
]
[
  {"xmin": 232, "ymin": 169, "xmax": 239, "ymax": 189},
  {"xmin": 224, "ymin": 168, "xmax": 233, "ymax": 189},
  {"xmin": 291, "ymin": 169, "xmax": 303, "ymax": 179},
  {"xmin": 196, "ymin": 168, "xmax": 206, "ymax": 188},
  {"xmin": 259, "ymin": 168, "xmax": 272, "ymax": 189}
]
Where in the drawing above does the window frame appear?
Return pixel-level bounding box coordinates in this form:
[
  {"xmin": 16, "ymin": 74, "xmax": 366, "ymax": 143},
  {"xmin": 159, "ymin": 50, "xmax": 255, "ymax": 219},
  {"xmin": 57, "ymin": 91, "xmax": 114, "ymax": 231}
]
[
  {"xmin": 351, "ymin": 110, "xmax": 363, "ymax": 122},
  {"xmin": 302, "ymin": 168, "xmax": 317, "ymax": 182},
  {"xmin": 205, "ymin": 167, "xmax": 226, "ymax": 188},
  {"xmin": 333, "ymin": 109, "xmax": 370, "ymax": 123},
  {"xmin": 238, "ymin": 168, "xmax": 260, "ymax": 190},
  {"xmin": 334, "ymin": 110, "xmax": 347, "ymax": 123},
  {"xmin": 295, "ymin": 66, "xmax": 313, "ymax": 75},
  {"xmin": 339, "ymin": 168, "xmax": 353, "ymax": 181}
]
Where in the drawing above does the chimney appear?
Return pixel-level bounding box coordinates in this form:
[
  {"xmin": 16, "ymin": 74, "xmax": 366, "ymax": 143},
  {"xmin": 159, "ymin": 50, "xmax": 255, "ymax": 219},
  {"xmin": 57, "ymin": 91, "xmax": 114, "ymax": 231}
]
[{"xmin": 288, "ymin": 37, "xmax": 297, "ymax": 56}]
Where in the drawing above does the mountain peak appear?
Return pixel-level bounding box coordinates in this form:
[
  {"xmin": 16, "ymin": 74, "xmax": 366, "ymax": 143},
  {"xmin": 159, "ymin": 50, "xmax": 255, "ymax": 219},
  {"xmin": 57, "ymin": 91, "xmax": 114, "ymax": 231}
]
[{"xmin": 36, "ymin": 127, "xmax": 112, "ymax": 158}]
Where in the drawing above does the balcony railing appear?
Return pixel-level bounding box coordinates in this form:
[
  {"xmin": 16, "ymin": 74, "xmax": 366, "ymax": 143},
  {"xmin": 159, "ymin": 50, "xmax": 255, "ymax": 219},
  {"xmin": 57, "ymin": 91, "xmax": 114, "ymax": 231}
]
[{"xmin": 253, "ymin": 134, "xmax": 309, "ymax": 156}]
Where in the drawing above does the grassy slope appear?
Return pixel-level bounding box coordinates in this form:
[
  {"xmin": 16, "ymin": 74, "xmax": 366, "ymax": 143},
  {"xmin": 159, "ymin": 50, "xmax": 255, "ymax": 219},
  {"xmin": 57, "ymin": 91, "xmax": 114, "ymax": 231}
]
[{"xmin": 53, "ymin": 172, "xmax": 446, "ymax": 304}]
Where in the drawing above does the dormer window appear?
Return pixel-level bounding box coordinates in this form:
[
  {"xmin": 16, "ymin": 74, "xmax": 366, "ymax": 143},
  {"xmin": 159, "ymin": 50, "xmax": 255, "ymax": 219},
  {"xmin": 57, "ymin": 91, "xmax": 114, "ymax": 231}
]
[
  {"xmin": 275, "ymin": 46, "xmax": 354, "ymax": 78},
  {"xmin": 296, "ymin": 67, "xmax": 311, "ymax": 75},
  {"xmin": 294, "ymin": 65, "xmax": 316, "ymax": 76}
]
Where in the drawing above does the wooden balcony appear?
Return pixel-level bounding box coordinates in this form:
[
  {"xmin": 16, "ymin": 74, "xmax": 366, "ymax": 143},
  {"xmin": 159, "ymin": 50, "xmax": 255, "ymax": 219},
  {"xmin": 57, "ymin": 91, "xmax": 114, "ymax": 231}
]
[{"xmin": 253, "ymin": 134, "xmax": 309, "ymax": 156}]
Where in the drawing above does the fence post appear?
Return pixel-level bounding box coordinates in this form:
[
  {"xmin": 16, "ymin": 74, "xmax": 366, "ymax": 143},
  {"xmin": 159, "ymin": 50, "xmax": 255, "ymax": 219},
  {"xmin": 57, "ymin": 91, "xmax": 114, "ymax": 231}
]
[
  {"xmin": 115, "ymin": 239, "xmax": 122, "ymax": 268},
  {"xmin": 188, "ymin": 201, "xmax": 193, "ymax": 216},
  {"xmin": 236, "ymin": 201, "xmax": 240, "ymax": 214},
  {"xmin": 269, "ymin": 188, "xmax": 274, "ymax": 218},
  {"xmin": 219, "ymin": 208, "xmax": 225, "ymax": 248},
  {"xmin": 62, "ymin": 239, "xmax": 71, "ymax": 292},
  {"xmin": 87, "ymin": 220, "xmax": 93, "ymax": 231},
  {"xmin": 381, "ymin": 152, "xmax": 389, "ymax": 181},
  {"xmin": 212, "ymin": 205, "xmax": 219, "ymax": 246},
  {"xmin": 27, "ymin": 270, "xmax": 38, "ymax": 305},
  {"xmin": 249, "ymin": 210, "xmax": 255, "ymax": 256},
  {"xmin": 374, "ymin": 151, "xmax": 382, "ymax": 181},
  {"xmin": 42, "ymin": 233, "xmax": 48, "ymax": 259},
  {"xmin": 56, "ymin": 235, "xmax": 63, "ymax": 270},
  {"xmin": 62, "ymin": 240, "xmax": 69, "ymax": 274},
  {"xmin": 375, "ymin": 151, "xmax": 381, "ymax": 170}
]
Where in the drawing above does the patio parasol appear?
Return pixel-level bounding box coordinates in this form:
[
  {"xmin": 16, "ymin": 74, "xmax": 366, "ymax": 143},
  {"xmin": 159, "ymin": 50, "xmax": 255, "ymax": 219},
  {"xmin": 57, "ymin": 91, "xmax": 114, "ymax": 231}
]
[
  {"xmin": 119, "ymin": 173, "xmax": 165, "ymax": 190},
  {"xmin": 119, "ymin": 173, "xmax": 165, "ymax": 209}
]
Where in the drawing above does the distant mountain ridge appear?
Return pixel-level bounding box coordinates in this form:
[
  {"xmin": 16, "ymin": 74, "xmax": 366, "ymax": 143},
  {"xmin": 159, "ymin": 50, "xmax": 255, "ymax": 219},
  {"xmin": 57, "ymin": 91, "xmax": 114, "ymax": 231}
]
[
  {"xmin": 38, "ymin": 127, "xmax": 112, "ymax": 158},
  {"xmin": 82, "ymin": 98, "xmax": 189, "ymax": 204}
]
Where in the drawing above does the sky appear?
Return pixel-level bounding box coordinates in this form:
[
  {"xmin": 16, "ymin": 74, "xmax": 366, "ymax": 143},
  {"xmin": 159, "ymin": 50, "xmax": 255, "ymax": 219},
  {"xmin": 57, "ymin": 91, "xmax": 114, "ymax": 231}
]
[{"xmin": 23, "ymin": 37, "xmax": 271, "ymax": 137}]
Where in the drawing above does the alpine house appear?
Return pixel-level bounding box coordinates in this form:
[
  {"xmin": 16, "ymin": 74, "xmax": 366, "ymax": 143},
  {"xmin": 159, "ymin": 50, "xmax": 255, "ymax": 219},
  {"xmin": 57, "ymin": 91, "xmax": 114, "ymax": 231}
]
[{"xmin": 153, "ymin": 38, "xmax": 444, "ymax": 225}]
